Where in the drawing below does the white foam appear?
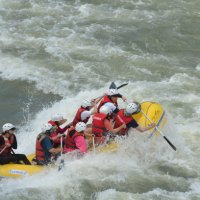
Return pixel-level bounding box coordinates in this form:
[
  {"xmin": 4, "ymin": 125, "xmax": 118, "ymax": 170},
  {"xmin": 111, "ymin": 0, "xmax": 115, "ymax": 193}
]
[{"xmin": 196, "ymin": 64, "xmax": 200, "ymax": 71}]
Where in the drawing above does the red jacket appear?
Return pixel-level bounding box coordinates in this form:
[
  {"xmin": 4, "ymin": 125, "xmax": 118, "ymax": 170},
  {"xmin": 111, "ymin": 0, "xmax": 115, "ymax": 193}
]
[
  {"xmin": 97, "ymin": 95, "xmax": 118, "ymax": 112},
  {"xmin": 48, "ymin": 120, "xmax": 69, "ymax": 145},
  {"xmin": 72, "ymin": 107, "xmax": 90, "ymax": 126},
  {"xmin": 92, "ymin": 113, "xmax": 107, "ymax": 137},
  {"xmin": 0, "ymin": 134, "xmax": 16, "ymax": 156},
  {"xmin": 114, "ymin": 109, "xmax": 133, "ymax": 135},
  {"xmin": 65, "ymin": 127, "xmax": 84, "ymax": 150}
]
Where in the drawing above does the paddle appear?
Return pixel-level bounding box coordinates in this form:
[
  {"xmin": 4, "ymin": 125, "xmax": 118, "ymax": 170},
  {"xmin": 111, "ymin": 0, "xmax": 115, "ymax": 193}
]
[
  {"xmin": 58, "ymin": 135, "xmax": 64, "ymax": 171},
  {"xmin": 141, "ymin": 110, "xmax": 176, "ymax": 151},
  {"xmin": 94, "ymin": 82, "xmax": 129, "ymax": 100},
  {"xmin": 109, "ymin": 82, "xmax": 117, "ymax": 89},
  {"xmin": 0, "ymin": 145, "xmax": 7, "ymax": 155},
  {"xmin": 92, "ymin": 135, "xmax": 96, "ymax": 154}
]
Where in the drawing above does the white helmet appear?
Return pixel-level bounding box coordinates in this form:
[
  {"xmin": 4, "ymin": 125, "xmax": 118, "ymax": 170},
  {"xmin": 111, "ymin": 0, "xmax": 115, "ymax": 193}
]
[
  {"xmin": 126, "ymin": 102, "xmax": 139, "ymax": 114},
  {"xmin": 51, "ymin": 113, "xmax": 64, "ymax": 122},
  {"xmin": 41, "ymin": 123, "xmax": 53, "ymax": 132},
  {"xmin": 81, "ymin": 99, "xmax": 92, "ymax": 108},
  {"xmin": 99, "ymin": 105, "xmax": 111, "ymax": 115},
  {"xmin": 2, "ymin": 123, "xmax": 16, "ymax": 132},
  {"xmin": 75, "ymin": 122, "xmax": 86, "ymax": 132},
  {"xmin": 108, "ymin": 88, "xmax": 118, "ymax": 96}
]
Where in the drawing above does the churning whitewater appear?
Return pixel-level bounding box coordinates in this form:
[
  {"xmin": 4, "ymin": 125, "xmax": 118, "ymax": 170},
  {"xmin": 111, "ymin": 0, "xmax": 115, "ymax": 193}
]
[{"xmin": 0, "ymin": 0, "xmax": 200, "ymax": 199}]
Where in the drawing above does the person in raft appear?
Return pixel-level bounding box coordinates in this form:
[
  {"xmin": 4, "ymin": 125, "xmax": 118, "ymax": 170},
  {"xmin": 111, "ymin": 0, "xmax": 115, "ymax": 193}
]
[
  {"xmin": 48, "ymin": 113, "xmax": 70, "ymax": 148},
  {"xmin": 92, "ymin": 105, "xmax": 126, "ymax": 145},
  {"xmin": 34, "ymin": 123, "xmax": 63, "ymax": 165},
  {"xmin": 72, "ymin": 98, "xmax": 103, "ymax": 126},
  {"xmin": 97, "ymin": 88, "xmax": 127, "ymax": 115},
  {"xmin": 0, "ymin": 123, "xmax": 31, "ymax": 165},
  {"xmin": 64, "ymin": 122, "xmax": 87, "ymax": 155},
  {"xmin": 114, "ymin": 102, "xmax": 156, "ymax": 136}
]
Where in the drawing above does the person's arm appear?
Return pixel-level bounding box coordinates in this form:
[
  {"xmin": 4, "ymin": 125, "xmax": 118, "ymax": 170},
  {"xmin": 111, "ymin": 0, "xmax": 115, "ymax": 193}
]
[
  {"xmin": 50, "ymin": 132, "xmax": 63, "ymax": 144},
  {"xmin": 114, "ymin": 93, "xmax": 127, "ymax": 102},
  {"xmin": 136, "ymin": 123, "xmax": 156, "ymax": 132},
  {"xmin": 57, "ymin": 124, "xmax": 71, "ymax": 133},
  {"xmin": 42, "ymin": 138, "xmax": 62, "ymax": 154},
  {"xmin": 126, "ymin": 119, "xmax": 139, "ymax": 129},
  {"xmin": 49, "ymin": 147, "xmax": 63, "ymax": 154},
  {"xmin": 90, "ymin": 101, "xmax": 98, "ymax": 115},
  {"xmin": 10, "ymin": 134, "xmax": 17, "ymax": 149},
  {"xmin": 74, "ymin": 135, "xmax": 87, "ymax": 154},
  {"xmin": 104, "ymin": 119, "xmax": 126, "ymax": 134}
]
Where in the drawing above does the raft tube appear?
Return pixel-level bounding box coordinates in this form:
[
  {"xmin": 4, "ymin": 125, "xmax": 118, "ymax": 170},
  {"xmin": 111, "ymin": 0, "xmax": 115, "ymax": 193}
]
[{"xmin": 132, "ymin": 101, "xmax": 167, "ymax": 137}]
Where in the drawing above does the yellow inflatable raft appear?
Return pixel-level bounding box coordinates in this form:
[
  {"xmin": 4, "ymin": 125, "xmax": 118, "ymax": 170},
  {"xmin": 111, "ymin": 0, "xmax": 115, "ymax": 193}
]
[
  {"xmin": 0, "ymin": 101, "xmax": 166, "ymax": 178},
  {"xmin": 0, "ymin": 154, "xmax": 43, "ymax": 178}
]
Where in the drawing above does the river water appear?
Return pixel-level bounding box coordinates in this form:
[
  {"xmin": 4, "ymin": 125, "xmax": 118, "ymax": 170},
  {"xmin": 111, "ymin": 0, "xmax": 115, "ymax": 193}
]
[{"xmin": 0, "ymin": 0, "xmax": 200, "ymax": 199}]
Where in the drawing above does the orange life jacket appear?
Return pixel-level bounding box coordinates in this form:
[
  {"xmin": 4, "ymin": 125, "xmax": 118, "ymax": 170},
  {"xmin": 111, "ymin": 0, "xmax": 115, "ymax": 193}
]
[
  {"xmin": 72, "ymin": 107, "xmax": 90, "ymax": 126},
  {"xmin": 35, "ymin": 134, "xmax": 46, "ymax": 161},
  {"xmin": 92, "ymin": 113, "xmax": 107, "ymax": 137},
  {"xmin": 65, "ymin": 127, "xmax": 84, "ymax": 149},
  {"xmin": 114, "ymin": 109, "xmax": 133, "ymax": 135},
  {"xmin": 97, "ymin": 95, "xmax": 118, "ymax": 112}
]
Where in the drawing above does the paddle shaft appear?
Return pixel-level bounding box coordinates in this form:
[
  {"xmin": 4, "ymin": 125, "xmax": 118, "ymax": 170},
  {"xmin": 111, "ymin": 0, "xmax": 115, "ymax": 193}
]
[
  {"xmin": 58, "ymin": 134, "xmax": 64, "ymax": 171},
  {"xmin": 141, "ymin": 110, "xmax": 176, "ymax": 151},
  {"xmin": 0, "ymin": 145, "xmax": 7, "ymax": 155},
  {"xmin": 92, "ymin": 135, "xmax": 96, "ymax": 154}
]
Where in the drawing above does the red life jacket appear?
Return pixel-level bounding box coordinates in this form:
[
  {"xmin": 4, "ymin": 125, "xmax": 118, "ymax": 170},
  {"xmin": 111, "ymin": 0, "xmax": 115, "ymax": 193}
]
[
  {"xmin": 92, "ymin": 113, "xmax": 107, "ymax": 137},
  {"xmin": 65, "ymin": 127, "xmax": 84, "ymax": 149},
  {"xmin": 0, "ymin": 135, "xmax": 12, "ymax": 156},
  {"xmin": 48, "ymin": 120, "xmax": 61, "ymax": 145},
  {"xmin": 98, "ymin": 95, "xmax": 118, "ymax": 112},
  {"xmin": 114, "ymin": 109, "xmax": 133, "ymax": 135},
  {"xmin": 48, "ymin": 120, "xmax": 57, "ymax": 126},
  {"xmin": 72, "ymin": 107, "xmax": 90, "ymax": 126},
  {"xmin": 35, "ymin": 134, "xmax": 46, "ymax": 161}
]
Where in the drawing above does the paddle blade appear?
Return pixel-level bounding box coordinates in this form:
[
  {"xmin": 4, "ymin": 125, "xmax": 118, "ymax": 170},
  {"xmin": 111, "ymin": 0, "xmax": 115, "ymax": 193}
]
[
  {"xmin": 109, "ymin": 82, "xmax": 117, "ymax": 89},
  {"xmin": 58, "ymin": 159, "xmax": 65, "ymax": 171},
  {"xmin": 117, "ymin": 82, "xmax": 128, "ymax": 89},
  {"xmin": 163, "ymin": 136, "xmax": 176, "ymax": 151}
]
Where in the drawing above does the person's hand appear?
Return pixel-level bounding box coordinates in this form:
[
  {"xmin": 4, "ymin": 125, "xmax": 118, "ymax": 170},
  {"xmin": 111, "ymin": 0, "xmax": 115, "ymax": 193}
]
[
  {"xmin": 91, "ymin": 99, "xmax": 95, "ymax": 105},
  {"xmin": 122, "ymin": 123, "xmax": 126, "ymax": 129},
  {"xmin": 6, "ymin": 143, "xmax": 11, "ymax": 147},
  {"xmin": 60, "ymin": 147, "xmax": 63, "ymax": 153},
  {"xmin": 122, "ymin": 96, "xmax": 127, "ymax": 102},
  {"xmin": 57, "ymin": 133, "xmax": 62, "ymax": 138},
  {"xmin": 149, "ymin": 123, "xmax": 156, "ymax": 128},
  {"xmin": 64, "ymin": 130, "xmax": 68, "ymax": 136}
]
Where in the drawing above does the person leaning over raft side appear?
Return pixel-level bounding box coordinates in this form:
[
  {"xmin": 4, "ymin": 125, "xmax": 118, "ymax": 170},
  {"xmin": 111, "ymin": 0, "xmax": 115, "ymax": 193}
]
[
  {"xmin": 92, "ymin": 105, "xmax": 126, "ymax": 145},
  {"xmin": 34, "ymin": 123, "xmax": 63, "ymax": 165},
  {"xmin": 97, "ymin": 88, "xmax": 127, "ymax": 118},
  {"xmin": 114, "ymin": 102, "xmax": 156, "ymax": 136},
  {"xmin": 0, "ymin": 123, "xmax": 31, "ymax": 165},
  {"xmin": 48, "ymin": 113, "xmax": 70, "ymax": 148},
  {"xmin": 64, "ymin": 122, "xmax": 87, "ymax": 155}
]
